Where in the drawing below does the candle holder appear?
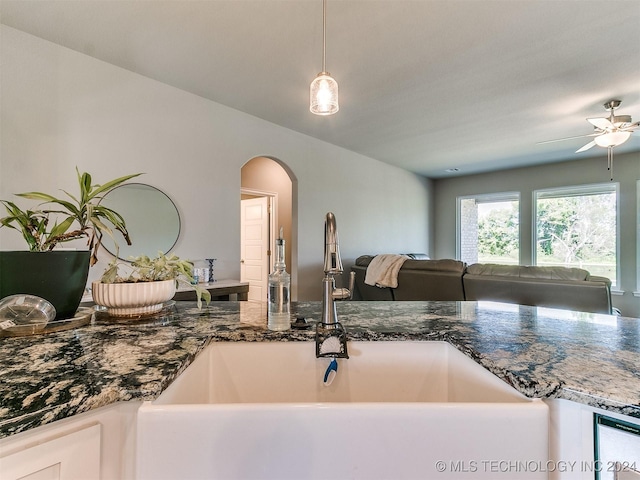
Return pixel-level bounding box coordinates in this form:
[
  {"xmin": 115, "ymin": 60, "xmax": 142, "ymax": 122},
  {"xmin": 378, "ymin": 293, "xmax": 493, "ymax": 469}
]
[{"xmin": 206, "ymin": 258, "xmax": 217, "ymax": 283}]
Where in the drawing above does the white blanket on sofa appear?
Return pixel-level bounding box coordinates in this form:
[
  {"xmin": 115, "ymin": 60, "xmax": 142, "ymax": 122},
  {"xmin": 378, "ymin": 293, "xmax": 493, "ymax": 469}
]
[{"xmin": 364, "ymin": 254, "xmax": 409, "ymax": 288}]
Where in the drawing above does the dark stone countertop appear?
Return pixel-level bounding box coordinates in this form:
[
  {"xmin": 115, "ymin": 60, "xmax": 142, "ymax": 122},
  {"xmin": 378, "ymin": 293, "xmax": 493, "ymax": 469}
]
[{"xmin": 0, "ymin": 300, "xmax": 639, "ymax": 439}]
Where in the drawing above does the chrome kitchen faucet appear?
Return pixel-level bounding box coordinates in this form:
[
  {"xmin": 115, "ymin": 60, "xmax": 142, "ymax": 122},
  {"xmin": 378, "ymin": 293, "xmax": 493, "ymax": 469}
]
[{"xmin": 316, "ymin": 212, "xmax": 354, "ymax": 359}]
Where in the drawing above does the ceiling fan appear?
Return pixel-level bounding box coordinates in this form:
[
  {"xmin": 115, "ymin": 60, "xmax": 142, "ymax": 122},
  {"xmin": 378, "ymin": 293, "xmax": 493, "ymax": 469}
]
[{"xmin": 541, "ymin": 100, "xmax": 639, "ymax": 180}]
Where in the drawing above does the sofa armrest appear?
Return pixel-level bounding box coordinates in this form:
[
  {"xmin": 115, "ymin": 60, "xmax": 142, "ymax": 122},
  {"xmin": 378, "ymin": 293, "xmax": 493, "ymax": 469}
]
[
  {"xmin": 587, "ymin": 275, "xmax": 612, "ymax": 286},
  {"xmin": 351, "ymin": 265, "xmax": 394, "ymax": 301}
]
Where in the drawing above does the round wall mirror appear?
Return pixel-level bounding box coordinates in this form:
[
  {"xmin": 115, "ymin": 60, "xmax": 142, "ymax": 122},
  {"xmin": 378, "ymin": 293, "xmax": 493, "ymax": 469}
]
[{"xmin": 100, "ymin": 183, "xmax": 180, "ymax": 260}]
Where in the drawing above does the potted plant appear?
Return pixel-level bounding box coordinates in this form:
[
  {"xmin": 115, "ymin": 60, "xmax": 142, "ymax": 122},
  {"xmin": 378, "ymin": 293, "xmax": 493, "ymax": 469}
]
[
  {"xmin": 92, "ymin": 252, "xmax": 211, "ymax": 317},
  {"xmin": 0, "ymin": 169, "xmax": 141, "ymax": 319}
]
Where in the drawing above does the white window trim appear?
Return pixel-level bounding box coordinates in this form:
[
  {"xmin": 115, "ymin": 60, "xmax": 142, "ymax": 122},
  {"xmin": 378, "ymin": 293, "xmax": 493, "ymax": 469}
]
[
  {"xmin": 636, "ymin": 180, "xmax": 640, "ymax": 295},
  {"xmin": 532, "ymin": 182, "xmax": 620, "ymax": 288},
  {"xmin": 456, "ymin": 191, "xmax": 520, "ymax": 263}
]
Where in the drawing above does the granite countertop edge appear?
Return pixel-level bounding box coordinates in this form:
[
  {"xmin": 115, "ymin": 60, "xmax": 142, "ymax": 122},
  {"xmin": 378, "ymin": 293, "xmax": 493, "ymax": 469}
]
[{"xmin": 1, "ymin": 300, "xmax": 639, "ymax": 439}]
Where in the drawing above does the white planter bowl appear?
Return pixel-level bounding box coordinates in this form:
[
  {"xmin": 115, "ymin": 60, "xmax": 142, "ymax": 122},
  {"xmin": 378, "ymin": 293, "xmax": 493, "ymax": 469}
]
[{"xmin": 92, "ymin": 280, "xmax": 176, "ymax": 317}]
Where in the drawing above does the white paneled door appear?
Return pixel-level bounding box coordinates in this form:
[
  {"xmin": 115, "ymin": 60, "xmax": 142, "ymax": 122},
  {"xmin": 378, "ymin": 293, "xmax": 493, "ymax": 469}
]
[{"xmin": 240, "ymin": 197, "xmax": 270, "ymax": 302}]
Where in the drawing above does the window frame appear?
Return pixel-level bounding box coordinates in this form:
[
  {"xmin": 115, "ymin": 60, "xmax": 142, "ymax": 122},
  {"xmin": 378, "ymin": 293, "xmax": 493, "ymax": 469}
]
[
  {"xmin": 532, "ymin": 182, "xmax": 620, "ymax": 288},
  {"xmin": 636, "ymin": 180, "xmax": 640, "ymax": 297},
  {"xmin": 456, "ymin": 191, "xmax": 521, "ymax": 265}
]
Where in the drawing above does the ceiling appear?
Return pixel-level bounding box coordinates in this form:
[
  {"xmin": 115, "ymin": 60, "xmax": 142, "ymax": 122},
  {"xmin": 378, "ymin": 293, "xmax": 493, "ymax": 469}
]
[{"xmin": 2, "ymin": 0, "xmax": 639, "ymax": 178}]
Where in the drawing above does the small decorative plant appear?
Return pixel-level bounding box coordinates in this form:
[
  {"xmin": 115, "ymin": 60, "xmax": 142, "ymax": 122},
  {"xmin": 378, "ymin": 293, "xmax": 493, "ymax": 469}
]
[
  {"xmin": 0, "ymin": 168, "xmax": 142, "ymax": 265},
  {"xmin": 0, "ymin": 202, "xmax": 50, "ymax": 252},
  {"xmin": 99, "ymin": 252, "xmax": 211, "ymax": 309}
]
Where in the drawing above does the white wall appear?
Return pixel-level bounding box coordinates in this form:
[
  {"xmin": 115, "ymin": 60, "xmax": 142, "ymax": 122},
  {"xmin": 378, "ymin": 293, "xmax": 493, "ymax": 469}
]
[
  {"xmin": 433, "ymin": 152, "xmax": 640, "ymax": 317},
  {"xmin": 0, "ymin": 26, "xmax": 432, "ymax": 301}
]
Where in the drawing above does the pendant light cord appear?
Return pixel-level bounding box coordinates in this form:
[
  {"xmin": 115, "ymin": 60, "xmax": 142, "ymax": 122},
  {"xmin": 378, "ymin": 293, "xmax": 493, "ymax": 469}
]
[
  {"xmin": 310, "ymin": 0, "xmax": 338, "ymax": 115},
  {"xmin": 322, "ymin": 0, "xmax": 327, "ymax": 73}
]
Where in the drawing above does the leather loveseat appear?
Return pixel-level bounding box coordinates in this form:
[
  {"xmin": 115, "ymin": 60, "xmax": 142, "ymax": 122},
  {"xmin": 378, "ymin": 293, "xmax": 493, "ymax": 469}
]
[{"xmin": 351, "ymin": 255, "xmax": 614, "ymax": 314}]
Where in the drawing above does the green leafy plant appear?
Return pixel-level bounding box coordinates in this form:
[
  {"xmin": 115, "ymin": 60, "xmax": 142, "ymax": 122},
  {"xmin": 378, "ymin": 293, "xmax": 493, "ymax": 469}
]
[
  {"xmin": 100, "ymin": 252, "xmax": 211, "ymax": 308},
  {"xmin": 0, "ymin": 168, "xmax": 141, "ymax": 264},
  {"xmin": 0, "ymin": 201, "xmax": 50, "ymax": 252}
]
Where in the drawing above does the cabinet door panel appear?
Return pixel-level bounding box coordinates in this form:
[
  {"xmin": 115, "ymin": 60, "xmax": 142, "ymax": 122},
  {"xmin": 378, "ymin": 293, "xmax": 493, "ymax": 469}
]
[
  {"xmin": 18, "ymin": 463, "xmax": 60, "ymax": 480},
  {"xmin": 0, "ymin": 423, "xmax": 100, "ymax": 480}
]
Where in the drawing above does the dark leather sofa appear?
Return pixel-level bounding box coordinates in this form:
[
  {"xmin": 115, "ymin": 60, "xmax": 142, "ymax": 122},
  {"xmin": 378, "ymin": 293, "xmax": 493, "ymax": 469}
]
[{"xmin": 351, "ymin": 255, "xmax": 614, "ymax": 314}]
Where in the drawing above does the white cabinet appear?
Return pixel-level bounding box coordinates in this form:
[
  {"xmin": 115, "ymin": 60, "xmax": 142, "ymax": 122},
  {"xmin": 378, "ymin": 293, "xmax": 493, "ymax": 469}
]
[
  {"xmin": 0, "ymin": 423, "xmax": 101, "ymax": 480},
  {"xmin": 0, "ymin": 402, "xmax": 140, "ymax": 480}
]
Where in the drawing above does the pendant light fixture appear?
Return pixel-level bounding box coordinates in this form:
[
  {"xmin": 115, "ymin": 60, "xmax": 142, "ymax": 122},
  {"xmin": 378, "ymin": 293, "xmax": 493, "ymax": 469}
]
[{"xmin": 310, "ymin": 0, "xmax": 339, "ymax": 115}]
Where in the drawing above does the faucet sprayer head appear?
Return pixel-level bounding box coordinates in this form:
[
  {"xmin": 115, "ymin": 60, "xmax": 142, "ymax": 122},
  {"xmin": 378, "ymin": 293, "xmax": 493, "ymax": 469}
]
[{"xmin": 324, "ymin": 212, "xmax": 343, "ymax": 275}]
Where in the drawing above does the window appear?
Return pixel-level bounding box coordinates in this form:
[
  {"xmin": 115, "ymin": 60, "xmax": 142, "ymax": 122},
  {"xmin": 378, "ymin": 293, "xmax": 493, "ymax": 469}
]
[
  {"xmin": 458, "ymin": 193, "xmax": 520, "ymax": 265},
  {"xmin": 534, "ymin": 183, "xmax": 618, "ymax": 285},
  {"xmin": 637, "ymin": 181, "xmax": 640, "ymax": 294}
]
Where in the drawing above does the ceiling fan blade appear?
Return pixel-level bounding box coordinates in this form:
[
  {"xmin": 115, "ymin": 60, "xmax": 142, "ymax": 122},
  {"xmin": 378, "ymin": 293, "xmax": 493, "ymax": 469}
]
[
  {"xmin": 536, "ymin": 133, "xmax": 599, "ymax": 145},
  {"xmin": 613, "ymin": 115, "xmax": 632, "ymax": 125},
  {"xmin": 576, "ymin": 140, "xmax": 596, "ymax": 153},
  {"xmin": 587, "ymin": 117, "xmax": 613, "ymax": 130},
  {"xmin": 619, "ymin": 121, "xmax": 640, "ymax": 131}
]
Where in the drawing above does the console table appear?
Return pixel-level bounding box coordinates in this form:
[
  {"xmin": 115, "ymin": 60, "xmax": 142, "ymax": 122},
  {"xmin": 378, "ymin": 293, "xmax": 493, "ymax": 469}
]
[{"xmin": 173, "ymin": 279, "xmax": 249, "ymax": 301}]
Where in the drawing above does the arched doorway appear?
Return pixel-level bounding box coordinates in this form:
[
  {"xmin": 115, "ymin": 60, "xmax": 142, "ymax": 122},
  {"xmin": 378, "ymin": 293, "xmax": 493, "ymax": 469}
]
[{"xmin": 240, "ymin": 157, "xmax": 296, "ymax": 302}]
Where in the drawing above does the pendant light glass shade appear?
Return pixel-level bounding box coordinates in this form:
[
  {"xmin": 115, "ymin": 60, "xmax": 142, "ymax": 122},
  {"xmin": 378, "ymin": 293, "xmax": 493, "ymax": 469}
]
[
  {"xmin": 594, "ymin": 131, "xmax": 631, "ymax": 148},
  {"xmin": 310, "ymin": 72, "xmax": 339, "ymax": 115}
]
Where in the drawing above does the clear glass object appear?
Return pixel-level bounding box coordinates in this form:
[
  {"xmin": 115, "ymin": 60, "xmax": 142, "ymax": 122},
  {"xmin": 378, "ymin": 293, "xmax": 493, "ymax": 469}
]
[
  {"xmin": 268, "ymin": 234, "xmax": 290, "ymax": 331},
  {"xmin": 0, "ymin": 294, "xmax": 56, "ymax": 335},
  {"xmin": 310, "ymin": 73, "xmax": 339, "ymax": 115}
]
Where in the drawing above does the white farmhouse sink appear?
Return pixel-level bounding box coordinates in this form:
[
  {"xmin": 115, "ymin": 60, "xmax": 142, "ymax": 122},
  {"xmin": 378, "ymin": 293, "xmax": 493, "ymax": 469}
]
[{"xmin": 137, "ymin": 341, "xmax": 549, "ymax": 480}]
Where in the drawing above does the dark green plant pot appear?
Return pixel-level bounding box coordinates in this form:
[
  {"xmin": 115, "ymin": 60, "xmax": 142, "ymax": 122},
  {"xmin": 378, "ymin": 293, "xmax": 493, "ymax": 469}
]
[{"xmin": 0, "ymin": 251, "xmax": 91, "ymax": 320}]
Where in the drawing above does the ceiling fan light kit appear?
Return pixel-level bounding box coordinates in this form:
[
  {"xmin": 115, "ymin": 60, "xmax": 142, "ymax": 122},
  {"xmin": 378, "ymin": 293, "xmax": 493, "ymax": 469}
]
[{"xmin": 593, "ymin": 131, "xmax": 632, "ymax": 148}]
